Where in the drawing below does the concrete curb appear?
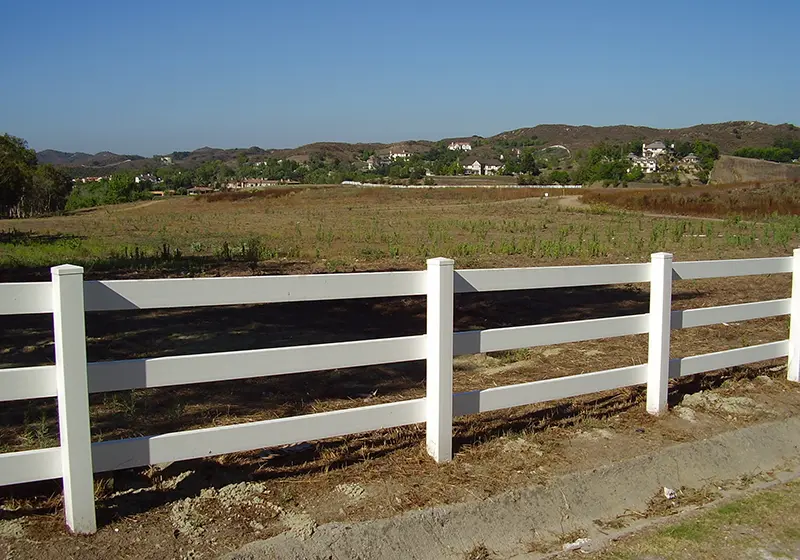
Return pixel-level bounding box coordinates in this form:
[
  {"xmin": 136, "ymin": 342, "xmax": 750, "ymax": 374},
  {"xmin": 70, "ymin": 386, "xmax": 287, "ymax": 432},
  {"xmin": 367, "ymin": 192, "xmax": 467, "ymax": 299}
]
[{"xmin": 225, "ymin": 417, "xmax": 800, "ymax": 560}]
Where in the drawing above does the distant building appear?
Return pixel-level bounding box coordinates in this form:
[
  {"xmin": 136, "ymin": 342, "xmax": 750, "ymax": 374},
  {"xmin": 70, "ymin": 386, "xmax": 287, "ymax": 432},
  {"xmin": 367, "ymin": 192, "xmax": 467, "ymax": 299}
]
[
  {"xmin": 134, "ymin": 173, "xmax": 159, "ymax": 184},
  {"xmin": 642, "ymin": 141, "xmax": 671, "ymax": 159},
  {"xmin": 462, "ymin": 157, "xmax": 504, "ymax": 176},
  {"xmin": 389, "ymin": 147, "xmax": 411, "ymax": 160},
  {"xmin": 682, "ymin": 153, "xmax": 701, "ymax": 166},
  {"xmin": 78, "ymin": 176, "xmax": 107, "ymax": 183},
  {"xmin": 159, "ymin": 156, "xmax": 173, "ymax": 165},
  {"xmin": 628, "ymin": 154, "xmax": 658, "ymax": 174},
  {"xmin": 225, "ymin": 178, "xmax": 279, "ymax": 190},
  {"xmin": 447, "ymin": 141, "xmax": 472, "ymax": 151},
  {"xmin": 366, "ymin": 155, "xmax": 380, "ymax": 170},
  {"xmin": 187, "ymin": 186, "xmax": 214, "ymax": 195}
]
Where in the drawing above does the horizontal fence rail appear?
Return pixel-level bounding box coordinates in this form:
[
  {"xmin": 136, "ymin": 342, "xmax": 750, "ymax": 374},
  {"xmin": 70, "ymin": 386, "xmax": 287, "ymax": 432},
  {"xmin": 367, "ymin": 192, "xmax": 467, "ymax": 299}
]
[
  {"xmin": 0, "ymin": 365, "xmax": 58, "ymax": 402},
  {"xmin": 671, "ymin": 299, "xmax": 791, "ymax": 330},
  {"xmin": 672, "ymin": 257, "xmax": 792, "ymax": 280},
  {"xmin": 91, "ymin": 398, "xmax": 426, "ymax": 472},
  {"xmin": 454, "ymin": 263, "xmax": 650, "ymax": 292},
  {"xmin": 669, "ymin": 340, "xmax": 790, "ymax": 379},
  {"xmin": 0, "ymin": 250, "xmax": 798, "ymax": 535},
  {"xmin": 0, "ymin": 447, "xmax": 62, "ymax": 486},
  {"xmin": 453, "ymin": 364, "xmax": 648, "ymax": 416},
  {"xmin": 0, "ymin": 282, "xmax": 53, "ymax": 315},
  {"xmin": 86, "ymin": 335, "xmax": 426, "ymax": 393},
  {"xmin": 84, "ymin": 271, "xmax": 427, "ymax": 311},
  {"xmin": 453, "ymin": 314, "xmax": 649, "ymax": 356}
]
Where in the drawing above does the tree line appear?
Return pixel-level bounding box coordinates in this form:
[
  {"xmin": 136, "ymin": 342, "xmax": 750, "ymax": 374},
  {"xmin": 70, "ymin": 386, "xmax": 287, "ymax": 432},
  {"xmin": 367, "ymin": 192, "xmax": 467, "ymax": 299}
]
[
  {"xmin": 733, "ymin": 138, "xmax": 800, "ymax": 163},
  {"xmin": 0, "ymin": 134, "xmax": 73, "ymax": 218}
]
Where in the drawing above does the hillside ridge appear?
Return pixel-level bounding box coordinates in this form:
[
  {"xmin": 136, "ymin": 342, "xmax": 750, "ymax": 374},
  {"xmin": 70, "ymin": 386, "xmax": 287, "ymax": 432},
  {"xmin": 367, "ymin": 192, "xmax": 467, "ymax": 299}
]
[{"xmin": 36, "ymin": 121, "xmax": 799, "ymax": 172}]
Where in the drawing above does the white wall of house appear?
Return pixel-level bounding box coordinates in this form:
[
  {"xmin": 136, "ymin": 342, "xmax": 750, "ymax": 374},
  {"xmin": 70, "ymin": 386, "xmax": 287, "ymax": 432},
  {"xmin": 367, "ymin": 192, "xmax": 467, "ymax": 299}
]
[
  {"xmin": 463, "ymin": 161, "xmax": 482, "ymax": 174},
  {"xmin": 448, "ymin": 142, "xmax": 472, "ymax": 151}
]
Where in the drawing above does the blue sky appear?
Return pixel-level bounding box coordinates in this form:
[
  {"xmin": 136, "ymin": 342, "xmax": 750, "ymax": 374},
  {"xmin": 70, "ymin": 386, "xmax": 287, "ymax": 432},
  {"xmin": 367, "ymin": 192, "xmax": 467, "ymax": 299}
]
[{"xmin": 1, "ymin": 0, "xmax": 798, "ymax": 155}]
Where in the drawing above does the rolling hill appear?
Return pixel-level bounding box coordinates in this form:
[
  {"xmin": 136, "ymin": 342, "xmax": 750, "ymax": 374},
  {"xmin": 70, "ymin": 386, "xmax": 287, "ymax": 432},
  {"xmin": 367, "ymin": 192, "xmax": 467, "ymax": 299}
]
[{"xmin": 36, "ymin": 121, "xmax": 799, "ymax": 175}]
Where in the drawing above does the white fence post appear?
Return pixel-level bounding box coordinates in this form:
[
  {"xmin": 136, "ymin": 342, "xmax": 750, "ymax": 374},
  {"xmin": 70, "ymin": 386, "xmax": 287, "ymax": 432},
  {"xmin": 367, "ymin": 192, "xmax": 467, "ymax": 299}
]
[
  {"xmin": 51, "ymin": 265, "xmax": 96, "ymax": 534},
  {"xmin": 647, "ymin": 252, "xmax": 673, "ymax": 415},
  {"xmin": 426, "ymin": 257, "xmax": 454, "ymax": 463},
  {"xmin": 789, "ymin": 248, "xmax": 800, "ymax": 382}
]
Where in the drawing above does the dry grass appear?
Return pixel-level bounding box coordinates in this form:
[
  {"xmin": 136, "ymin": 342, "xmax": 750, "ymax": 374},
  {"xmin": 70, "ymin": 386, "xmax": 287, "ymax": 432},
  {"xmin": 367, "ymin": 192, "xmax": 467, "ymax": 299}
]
[
  {"xmin": 2, "ymin": 185, "xmax": 798, "ymax": 282},
  {"xmin": 581, "ymin": 180, "xmax": 800, "ymax": 218},
  {"xmin": 201, "ymin": 186, "xmax": 306, "ymax": 202}
]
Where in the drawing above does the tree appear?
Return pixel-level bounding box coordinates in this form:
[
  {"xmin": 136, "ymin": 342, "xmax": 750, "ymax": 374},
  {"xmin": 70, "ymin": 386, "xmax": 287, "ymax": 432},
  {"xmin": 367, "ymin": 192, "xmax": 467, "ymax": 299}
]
[
  {"xmin": 0, "ymin": 134, "xmax": 36, "ymax": 216},
  {"xmin": 519, "ymin": 149, "xmax": 540, "ymax": 175},
  {"xmin": 26, "ymin": 165, "xmax": 72, "ymax": 215}
]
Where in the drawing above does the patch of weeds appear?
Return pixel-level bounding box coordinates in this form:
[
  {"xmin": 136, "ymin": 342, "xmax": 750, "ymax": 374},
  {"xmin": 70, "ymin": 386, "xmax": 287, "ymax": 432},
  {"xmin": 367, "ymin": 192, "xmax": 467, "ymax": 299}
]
[
  {"xmin": 645, "ymin": 486, "xmax": 719, "ymax": 517},
  {"xmin": 557, "ymin": 528, "xmax": 588, "ymax": 545},
  {"xmin": 464, "ymin": 543, "xmax": 494, "ymax": 560},
  {"xmin": 487, "ymin": 348, "xmax": 532, "ymax": 365},
  {"xmin": 594, "ymin": 517, "xmax": 628, "ymax": 530}
]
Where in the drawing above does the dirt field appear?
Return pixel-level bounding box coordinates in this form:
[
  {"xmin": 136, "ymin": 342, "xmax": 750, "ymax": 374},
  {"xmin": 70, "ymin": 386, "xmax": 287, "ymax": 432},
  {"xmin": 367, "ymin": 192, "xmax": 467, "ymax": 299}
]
[{"xmin": 1, "ymin": 186, "xmax": 799, "ymax": 559}]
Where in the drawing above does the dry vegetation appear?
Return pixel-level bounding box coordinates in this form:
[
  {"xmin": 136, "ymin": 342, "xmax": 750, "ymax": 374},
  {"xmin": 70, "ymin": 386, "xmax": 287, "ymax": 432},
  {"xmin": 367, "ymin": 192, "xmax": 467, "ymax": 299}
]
[
  {"xmin": 1, "ymin": 186, "xmax": 800, "ymax": 559},
  {"xmin": 581, "ymin": 180, "xmax": 800, "ymax": 219},
  {"xmin": 1, "ymin": 185, "xmax": 798, "ymax": 282}
]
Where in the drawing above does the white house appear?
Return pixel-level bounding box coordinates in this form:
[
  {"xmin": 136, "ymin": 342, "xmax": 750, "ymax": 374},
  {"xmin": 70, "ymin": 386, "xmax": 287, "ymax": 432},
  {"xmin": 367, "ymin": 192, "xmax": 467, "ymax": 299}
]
[
  {"xmin": 389, "ymin": 146, "xmax": 411, "ymax": 160},
  {"xmin": 447, "ymin": 141, "xmax": 472, "ymax": 151},
  {"xmin": 462, "ymin": 158, "xmax": 503, "ymax": 175},
  {"xmin": 134, "ymin": 173, "xmax": 158, "ymax": 184},
  {"xmin": 628, "ymin": 154, "xmax": 658, "ymax": 174},
  {"xmin": 681, "ymin": 153, "xmax": 701, "ymax": 166},
  {"xmin": 482, "ymin": 159, "xmax": 503, "ymax": 175},
  {"xmin": 642, "ymin": 141, "xmax": 670, "ymax": 159},
  {"xmin": 225, "ymin": 178, "xmax": 276, "ymax": 190},
  {"xmin": 462, "ymin": 159, "xmax": 482, "ymax": 174}
]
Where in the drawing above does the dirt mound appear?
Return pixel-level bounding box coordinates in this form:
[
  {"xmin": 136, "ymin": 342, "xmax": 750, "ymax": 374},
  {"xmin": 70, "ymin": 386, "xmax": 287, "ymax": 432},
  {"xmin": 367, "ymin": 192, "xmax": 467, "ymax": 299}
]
[{"xmin": 710, "ymin": 155, "xmax": 800, "ymax": 184}]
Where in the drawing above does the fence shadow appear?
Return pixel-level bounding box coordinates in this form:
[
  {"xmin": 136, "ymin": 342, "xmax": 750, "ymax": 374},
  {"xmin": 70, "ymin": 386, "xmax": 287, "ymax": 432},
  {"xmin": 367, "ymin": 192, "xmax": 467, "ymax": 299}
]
[
  {"xmin": 1, "ymin": 283, "xmax": 705, "ymax": 446},
  {"xmin": 0, "ymin": 363, "xmax": 769, "ymax": 526}
]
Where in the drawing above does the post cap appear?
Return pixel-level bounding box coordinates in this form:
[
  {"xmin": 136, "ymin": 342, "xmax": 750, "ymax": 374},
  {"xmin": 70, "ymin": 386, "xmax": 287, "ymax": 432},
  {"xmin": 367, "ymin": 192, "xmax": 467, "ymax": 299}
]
[
  {"xmin": 651, "ymin": 252, "xmax": 673, "ymax": 261},
  {"xmin": 51, "ymin": 264, "xmax": 85, "ymax": 276},
  {"xmin": 427, "ymin": 257, "xmax": 455, "ymax": 267}
]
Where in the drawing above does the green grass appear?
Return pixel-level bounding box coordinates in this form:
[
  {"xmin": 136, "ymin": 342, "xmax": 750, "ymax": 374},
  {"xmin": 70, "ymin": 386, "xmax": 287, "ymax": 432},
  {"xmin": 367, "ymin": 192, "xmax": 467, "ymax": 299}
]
[{"xmin": 599, "ymin": 480, "xmax": 800, "ymax": 560}]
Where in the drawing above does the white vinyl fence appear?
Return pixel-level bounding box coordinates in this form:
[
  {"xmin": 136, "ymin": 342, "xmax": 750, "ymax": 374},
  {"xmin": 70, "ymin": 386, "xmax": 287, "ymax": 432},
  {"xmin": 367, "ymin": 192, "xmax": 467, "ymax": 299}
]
[{"xmin": 1, "ymin": 250, "xmax": 799, "ymax": 534}]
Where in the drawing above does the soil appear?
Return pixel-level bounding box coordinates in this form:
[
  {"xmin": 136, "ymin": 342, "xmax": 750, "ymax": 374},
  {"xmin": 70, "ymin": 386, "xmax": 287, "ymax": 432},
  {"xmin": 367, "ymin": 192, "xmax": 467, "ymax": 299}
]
[{"xmin": 1, "ymin": 363, "xmax": 799, "ymax": 559}]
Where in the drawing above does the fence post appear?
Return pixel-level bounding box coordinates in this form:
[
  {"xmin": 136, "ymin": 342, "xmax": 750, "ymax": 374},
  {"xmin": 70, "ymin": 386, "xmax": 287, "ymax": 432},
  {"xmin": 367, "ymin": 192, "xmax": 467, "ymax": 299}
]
[
  {"xmin": 426, "ymin": 257, "xmax": 454, "ymax": 463},
  {"xmin": 789, "ymin": 248, "xmax": 800, "ymax": 382},
  {"xmin": 647, "ymin": 252, "xmax": 673, "ymax": 415},
  {"xmin": 51, "ymin": 265, "xmax": 96, "ymax": 534}
]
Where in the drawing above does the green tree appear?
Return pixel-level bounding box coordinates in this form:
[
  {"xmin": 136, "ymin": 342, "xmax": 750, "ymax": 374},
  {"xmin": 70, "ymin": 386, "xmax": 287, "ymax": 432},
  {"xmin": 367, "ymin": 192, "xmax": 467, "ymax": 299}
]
[
  {"xmin": 549, "ymin": 170, "xmax": 571, "ymax": 184},
  {"xmin": 519, "ymin": 149, "xmax": 540, "ymax": 175},
  {"xmin": 0, "ymin": 134, "xmax": 36, "ymax": 216}
]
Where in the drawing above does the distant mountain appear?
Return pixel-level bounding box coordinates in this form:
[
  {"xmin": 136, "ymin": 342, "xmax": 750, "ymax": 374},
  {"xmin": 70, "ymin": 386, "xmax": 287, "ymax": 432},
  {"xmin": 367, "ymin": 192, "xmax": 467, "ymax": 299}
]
[
  {"xmin": 37, "ymin": 149, "xmax": 145, "ymax": 168},
  {"xmin": 37, "ymin": 121, "xmax": 799, "ymax": 174}
]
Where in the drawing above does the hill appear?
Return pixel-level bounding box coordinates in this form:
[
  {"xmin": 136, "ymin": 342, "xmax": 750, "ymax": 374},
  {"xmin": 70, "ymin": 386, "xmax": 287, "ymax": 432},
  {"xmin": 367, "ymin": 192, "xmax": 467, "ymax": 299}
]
[
  {"xmin": 35, "ymin": 121, "xmax": 799, "ymax": 175},
  {"xmin": 37, "ymin": 149, "xmax": 145, "ymax": 168},
  {"xmin": 709, "ymin": 155, "xmax": 800, "ymax": 184},
  {"xmin": 492, "ymin": 121, "xmax": 800, "ymax": 154}
]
